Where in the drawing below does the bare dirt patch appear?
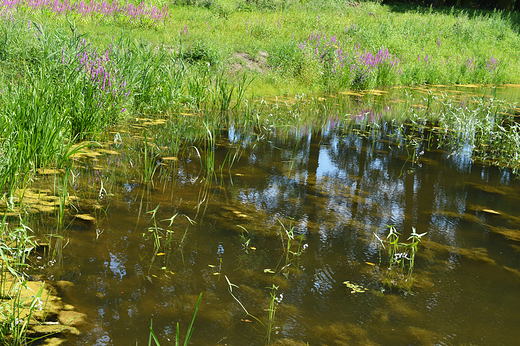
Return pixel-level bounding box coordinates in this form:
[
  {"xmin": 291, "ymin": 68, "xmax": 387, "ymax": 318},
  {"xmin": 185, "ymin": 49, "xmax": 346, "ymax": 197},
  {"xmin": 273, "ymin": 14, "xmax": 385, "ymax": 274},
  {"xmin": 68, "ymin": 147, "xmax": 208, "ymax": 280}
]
[{"xmin": 231, "ymin": 51, "xmax": 269, "ymax": 73}]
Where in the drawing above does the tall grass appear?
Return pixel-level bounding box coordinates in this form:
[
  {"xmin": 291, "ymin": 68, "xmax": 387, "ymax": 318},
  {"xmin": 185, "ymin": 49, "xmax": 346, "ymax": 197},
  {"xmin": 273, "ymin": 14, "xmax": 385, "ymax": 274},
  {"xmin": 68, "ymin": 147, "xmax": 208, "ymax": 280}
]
[
  {"xmin": 0, "ymin": 218, "xmax": 46, "ymax": 346},
  {"xmin": 0, "ymin": 15, "xmax": 254, "ymax": 197},
  {"xmin": 0, "ymin": 20, "xmax": 127, "ymax": 195}
]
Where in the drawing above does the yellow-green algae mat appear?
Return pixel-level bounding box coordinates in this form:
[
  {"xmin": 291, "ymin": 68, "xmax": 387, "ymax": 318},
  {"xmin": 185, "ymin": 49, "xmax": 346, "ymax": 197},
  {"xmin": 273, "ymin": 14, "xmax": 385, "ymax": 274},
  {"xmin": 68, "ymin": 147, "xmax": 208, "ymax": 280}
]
[{"xmin": 0, "ymin": 270, "xmax": 86, "ymax": 345}]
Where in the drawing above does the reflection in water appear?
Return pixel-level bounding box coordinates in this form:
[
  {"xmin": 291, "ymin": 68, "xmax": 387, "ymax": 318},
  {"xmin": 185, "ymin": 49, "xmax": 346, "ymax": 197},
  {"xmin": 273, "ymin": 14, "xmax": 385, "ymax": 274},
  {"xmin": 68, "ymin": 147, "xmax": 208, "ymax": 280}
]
[{"xmin": 31, "ymin": 102, "xmax": 520, "ymax": 346}]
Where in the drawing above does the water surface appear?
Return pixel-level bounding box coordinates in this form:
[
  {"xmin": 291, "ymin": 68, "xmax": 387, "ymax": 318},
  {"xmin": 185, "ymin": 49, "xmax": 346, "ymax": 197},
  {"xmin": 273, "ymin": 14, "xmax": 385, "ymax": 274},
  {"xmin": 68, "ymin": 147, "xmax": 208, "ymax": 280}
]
[{"xmin": 28, "ymin": 87, "xmax": 520, "ymax": 346}]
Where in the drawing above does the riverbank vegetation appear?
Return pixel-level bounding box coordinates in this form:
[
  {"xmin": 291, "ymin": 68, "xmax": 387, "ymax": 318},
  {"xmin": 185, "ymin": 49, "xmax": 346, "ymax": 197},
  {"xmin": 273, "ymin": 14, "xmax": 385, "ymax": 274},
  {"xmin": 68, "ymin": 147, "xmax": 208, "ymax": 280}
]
[{"xmin": 1, "ymin": 0, "xmax": 519, "ymax": 194}]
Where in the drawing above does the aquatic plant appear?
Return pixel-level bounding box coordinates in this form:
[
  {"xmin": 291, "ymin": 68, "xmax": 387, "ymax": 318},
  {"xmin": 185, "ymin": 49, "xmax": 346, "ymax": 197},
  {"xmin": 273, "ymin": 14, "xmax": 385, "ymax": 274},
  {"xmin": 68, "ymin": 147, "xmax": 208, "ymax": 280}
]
[
  {"xmin": 342, "ymin": 281, "xmax": 369, "ymax": 294},
  {"xmin": 147, "ymin": 293, "xmax": 202, "ymax": 346},
  {"xmin": 238, "ymin": 225, "xmax": 252, "ymax": 253},
  {"xmin": 146, "ymin": 203, "xmax": 163, "ymax": 254},
  {"xmin": 277, "ymin": 219, "xmax": 305, "ymax": 270},
  {"xmin": 0, "ymin": 281, "xmax": 45, "ymax": 346},
  {"xmin": 374, "ymin": 225, "xmax": 427, "ymax": 291},
  {"xmin": 265, "ymin": 284, "xmax": 279, "ymax": 345},
  {"xmin": 224, "ymin": 276, "xmax": 285, "ymax": 345},
  {"xmin": 0, "ymin": 219, "xmax": 47, "ymax": 346},
  {"xmin": 141, "ymin": 131, "xmax": 160, "ymax": 185},
  {"xmin": 1, "ymin": 221, "xmax": 35, "ymax": 277},
  {"xmin": 225, "ymin": 275, "xmax": 263, "ymax": 326}
]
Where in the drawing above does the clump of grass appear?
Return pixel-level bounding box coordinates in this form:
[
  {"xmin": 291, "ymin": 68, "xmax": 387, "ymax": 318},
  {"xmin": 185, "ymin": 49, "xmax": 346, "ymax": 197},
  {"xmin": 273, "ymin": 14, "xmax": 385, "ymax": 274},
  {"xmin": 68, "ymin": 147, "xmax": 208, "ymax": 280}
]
[
  {"xmin": 265, "ymin": 284, "xmax": 279, "ymax": 345},
  {"xmin": 0, "ymin": 218, "xmax": 46, "ymax": 346}
]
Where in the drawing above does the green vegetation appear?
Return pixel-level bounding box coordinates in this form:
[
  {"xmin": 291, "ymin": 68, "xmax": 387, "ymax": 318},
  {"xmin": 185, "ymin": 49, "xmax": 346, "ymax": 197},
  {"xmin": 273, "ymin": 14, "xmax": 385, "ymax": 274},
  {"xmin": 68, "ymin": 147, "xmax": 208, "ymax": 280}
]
[
  {"xmin": 374, "ymin": 225, "xmax": 427, "ymax": 291},
  {"xmin": 147, "ymin": 293, "xmax": 202, "ymax": 346},
  {"xmin": 0, "ymin": 219, "xmax": 42, "ymax": 346},
  {"xmin": 1, "ymin": 0, "xmax": 520, "ymax": 343},
  {"xmin": 1, "ymin": 0, "xmax": 520, "ymax": 196}
]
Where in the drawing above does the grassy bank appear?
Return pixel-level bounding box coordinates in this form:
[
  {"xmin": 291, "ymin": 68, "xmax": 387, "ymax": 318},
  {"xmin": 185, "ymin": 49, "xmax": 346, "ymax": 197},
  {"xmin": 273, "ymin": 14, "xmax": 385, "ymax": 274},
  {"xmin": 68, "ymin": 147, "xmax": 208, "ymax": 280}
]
[{"xmin": 2, "ymin": 0, "xmax": 520, "ymax": 94}]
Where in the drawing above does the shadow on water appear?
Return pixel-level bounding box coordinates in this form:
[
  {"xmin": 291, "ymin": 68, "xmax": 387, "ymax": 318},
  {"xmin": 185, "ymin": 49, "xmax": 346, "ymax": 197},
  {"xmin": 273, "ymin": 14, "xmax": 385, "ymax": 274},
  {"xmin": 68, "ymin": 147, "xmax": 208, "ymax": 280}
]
[{"xmin": 23, "ymin": 85, "xmax": 520, "ymax": 346}]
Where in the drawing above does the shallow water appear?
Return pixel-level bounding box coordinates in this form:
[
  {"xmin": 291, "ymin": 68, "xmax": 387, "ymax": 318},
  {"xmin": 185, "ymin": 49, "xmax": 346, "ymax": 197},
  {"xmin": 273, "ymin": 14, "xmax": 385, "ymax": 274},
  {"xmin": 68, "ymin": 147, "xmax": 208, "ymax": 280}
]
[{"xmin": 27, "ymin": 87, "xmax": 520, "ymax": 346}]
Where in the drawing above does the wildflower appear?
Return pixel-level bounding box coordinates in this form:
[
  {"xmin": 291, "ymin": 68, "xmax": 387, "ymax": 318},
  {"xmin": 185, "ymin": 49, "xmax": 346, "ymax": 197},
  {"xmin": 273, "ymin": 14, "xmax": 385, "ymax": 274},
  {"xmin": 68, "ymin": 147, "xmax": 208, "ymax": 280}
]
[{"xmin": 394, "ymin": 252, "xmax": 408, "ymax": 260}]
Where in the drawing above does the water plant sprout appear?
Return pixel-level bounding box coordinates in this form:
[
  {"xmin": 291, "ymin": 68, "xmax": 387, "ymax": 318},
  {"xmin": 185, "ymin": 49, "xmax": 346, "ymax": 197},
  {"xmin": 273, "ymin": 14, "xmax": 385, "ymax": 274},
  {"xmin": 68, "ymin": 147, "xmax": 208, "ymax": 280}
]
[
  {"xmin": 147, "ymin": 293, "xmax": 202, "ymax": 346},
  {"xmin": 374, "ymin": 225, "xmax": 427, "ymax": 291}
]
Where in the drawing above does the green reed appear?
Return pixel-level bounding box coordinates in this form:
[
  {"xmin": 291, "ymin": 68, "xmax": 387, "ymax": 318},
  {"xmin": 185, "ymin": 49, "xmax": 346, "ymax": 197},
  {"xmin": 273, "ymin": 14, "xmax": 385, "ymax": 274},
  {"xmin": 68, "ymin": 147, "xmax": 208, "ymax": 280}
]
[
  {"xmin": 141, "ymin": 131, "xmax": 160, "ymax": 185},
  {"xmin": 237, "ymin": 225, "xmax": 252, "ymax": 253},
  {"xmin": 0, "ymin": 281, "xmax": 45, "ymax": 346},
  {"xmin": 0, "ymin": 219, "xmax": 44, "ymax": 346},
  {"xmin": 225, "ymin": 276, "xmax": 285, "ymax": 345},
  {"xmin": 146, "ymin": 204, "xmax": 163, "ymax": 254},
  {"xmin": 265, "ymin": 284, "xmax": 279, "ymax": 345},
  {"xmin": 277, "ymin": 219, "xmax": 304, "ymax": 270},
  {"xmin": 224, "ymin": 276, "xmax": 264, "ymax": 327},
  {"xmin": 162, "ymin": 213, "xmax": 179, "ymax": 254},
  {"xmin": 0, "ymin": 220, "xmax": 35, "ymax": 277},
  {"xmin": 143, "ymin": 203, "xmax": 196, "ymax": 267}
]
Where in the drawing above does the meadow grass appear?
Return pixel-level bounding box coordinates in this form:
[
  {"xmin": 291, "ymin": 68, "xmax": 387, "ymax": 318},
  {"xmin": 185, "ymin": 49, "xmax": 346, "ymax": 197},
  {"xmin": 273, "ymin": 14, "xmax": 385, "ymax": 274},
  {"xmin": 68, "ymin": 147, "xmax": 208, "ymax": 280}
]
[{"xmin": 58, "ymin": 1, "xmax": 520, "ymax": 94}]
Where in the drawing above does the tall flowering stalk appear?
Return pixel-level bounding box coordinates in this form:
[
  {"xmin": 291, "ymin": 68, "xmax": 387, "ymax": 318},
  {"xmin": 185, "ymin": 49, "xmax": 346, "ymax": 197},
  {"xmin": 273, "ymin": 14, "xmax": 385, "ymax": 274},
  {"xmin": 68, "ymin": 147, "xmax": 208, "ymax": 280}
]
[
  {"xmin": 299, "ymin": 30, "xmax": 401, "ymax": 89},
  {"xmin": 65, "ymin": 37, "xmax": 130, "ymax": 137}
]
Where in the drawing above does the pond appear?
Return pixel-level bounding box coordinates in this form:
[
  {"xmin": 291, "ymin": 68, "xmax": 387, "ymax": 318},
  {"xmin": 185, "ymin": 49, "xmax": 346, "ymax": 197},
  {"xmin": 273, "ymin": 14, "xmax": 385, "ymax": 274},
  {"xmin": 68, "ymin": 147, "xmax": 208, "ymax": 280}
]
[{"xmin": 24, "ymin": 86, "xmax": 520, "ymax": 346}]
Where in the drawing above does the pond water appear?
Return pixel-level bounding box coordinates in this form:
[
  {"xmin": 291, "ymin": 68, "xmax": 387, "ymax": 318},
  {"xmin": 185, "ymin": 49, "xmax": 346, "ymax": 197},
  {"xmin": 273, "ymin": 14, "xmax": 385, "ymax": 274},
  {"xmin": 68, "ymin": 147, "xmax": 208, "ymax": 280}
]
[{"xmin": 26, "ymin": 86, "xmax": 520, "ymax": 346}]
